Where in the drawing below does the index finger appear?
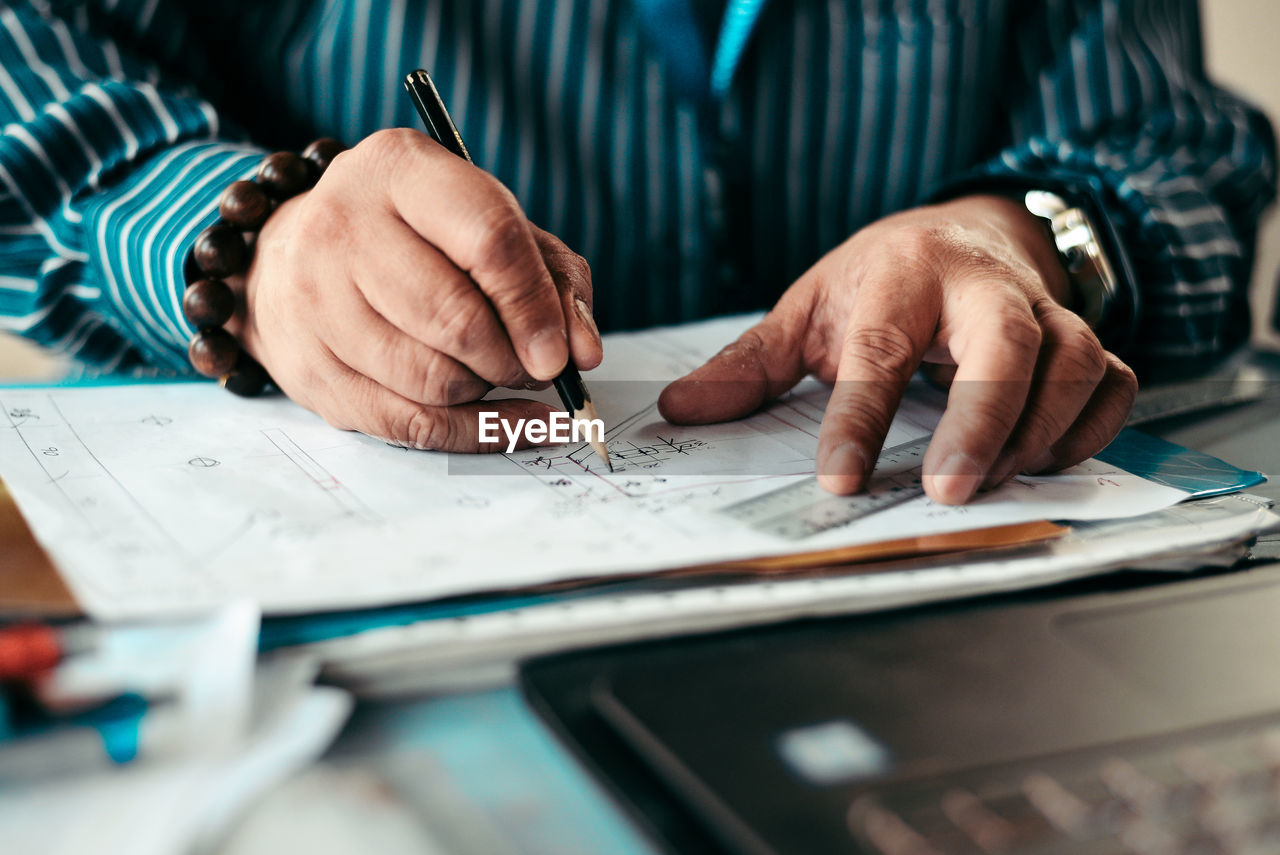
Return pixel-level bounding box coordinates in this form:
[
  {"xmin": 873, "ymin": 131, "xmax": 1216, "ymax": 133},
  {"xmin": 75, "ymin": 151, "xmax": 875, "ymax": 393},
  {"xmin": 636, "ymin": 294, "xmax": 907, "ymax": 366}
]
[
  {"xmin": 817, "ymin": 272, "xmax": 939, "ymax": 495},
  {"xmin": 377, "ymin": 131, "xmax": 569, "ymax": 380}
]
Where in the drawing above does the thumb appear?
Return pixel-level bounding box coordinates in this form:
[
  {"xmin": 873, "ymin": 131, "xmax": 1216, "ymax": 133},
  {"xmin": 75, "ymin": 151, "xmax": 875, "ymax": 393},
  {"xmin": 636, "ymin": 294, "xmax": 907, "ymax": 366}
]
[{"xmin": 659, "ymin": 307, "xmax": 809, "ymax": 425}]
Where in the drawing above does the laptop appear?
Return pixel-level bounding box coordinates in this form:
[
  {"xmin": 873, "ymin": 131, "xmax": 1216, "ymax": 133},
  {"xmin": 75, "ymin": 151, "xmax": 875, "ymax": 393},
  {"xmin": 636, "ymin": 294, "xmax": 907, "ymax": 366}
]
[{"xmin": 521, "ymin": 564, "xmax": 1280, "ymax": 854}]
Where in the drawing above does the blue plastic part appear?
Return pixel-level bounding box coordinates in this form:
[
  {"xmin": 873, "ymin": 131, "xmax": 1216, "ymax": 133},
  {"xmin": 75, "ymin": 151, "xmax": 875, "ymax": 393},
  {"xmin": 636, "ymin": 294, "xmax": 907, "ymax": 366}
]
[
  {"xmin": 79, "ymin": 693, "xmax": 148, "ymax": 764},
  {"xmin": 1096, "ymin": 428, "xmax": 1267, "ymax": 498},
  {"xmin": 258, "ymin": 592, "xmax": 559, "ymax": 650}
]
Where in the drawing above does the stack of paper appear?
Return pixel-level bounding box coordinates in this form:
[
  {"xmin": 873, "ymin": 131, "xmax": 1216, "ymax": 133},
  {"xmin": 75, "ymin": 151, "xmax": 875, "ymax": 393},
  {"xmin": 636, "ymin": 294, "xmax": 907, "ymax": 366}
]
[
  {"xmin": 1, "ymin": 315, "xmax": 1253, "ymax": 618},
  {"xmin": 1, "ymin": 315, "xmax": 1276, "ymax": 693}
]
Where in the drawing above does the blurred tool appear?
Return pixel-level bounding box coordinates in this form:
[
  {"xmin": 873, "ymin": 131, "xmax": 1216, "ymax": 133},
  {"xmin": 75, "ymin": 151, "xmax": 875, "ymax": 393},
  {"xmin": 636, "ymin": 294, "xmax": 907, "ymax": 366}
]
[{"xmin": 0, "ymin": 622, "xmax": 93, "ymax": 681}]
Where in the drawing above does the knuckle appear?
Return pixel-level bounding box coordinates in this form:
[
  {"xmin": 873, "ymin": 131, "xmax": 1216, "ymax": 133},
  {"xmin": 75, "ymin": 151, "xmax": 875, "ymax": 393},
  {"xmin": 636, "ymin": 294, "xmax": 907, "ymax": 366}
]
[
  {"xmin": 892, "ymin": 223, "xmax": 952, "ymax": 257},
  {"xmin": 563, "ymin": 253, "xmax": 593, "ymax": 296},
  {"xmin": 281, "ymin": 270, "xmax": 322, "ymax": 316},
  {"xmin": 1071, "ymin": 418, "xmax": 1119, "ymax": 459},
  {"xmin": 317, "ymin": 375, "xmax": 372, "ymax": 433},
  {"xmin": 413, "ymin": 353, "xmax": 467, "ymax": 406},
  {"xmin": 357, "ymin": 127, "xmax": 419, "ymax": 167},
  {"xmin": 489, "ymin": 267, "xmax": 557, "ymax": 326},
  {"xmin": 717, "ymin": 327, "xmax": 768, "ymax": 365},
  {"xmin": 292, "ymin": 194, "xmax": 351, "ymax": 255},
  {"xmin": 323, "ymin": 146, "xmax": 355, "ymax": 177},
  {"xmin": 417, "ymin": 372, "xmax": 452, "ymax": 408},
  {"xmin": 1110, "ymin": 357, "xmax": 1139, "ymax": 402},
  {"xmin": 405, "ymin": 408, "xmax": 450, "ymax": 451},
  {"xmin": 1017, "ymin": 407, "xmax": 1064, "ymax": 449},
  {"xmin": 989, "ymin": 309, "xmax": 1043, "ymax": 353},
  {"xmin": 966, "ymin": 394, "xmax": 1024, "ymax": 433},
  {"xmin": 1053, "ymin": 318, "xmax": 1107, "ymax": 381},
  {"xmin": 352, "ymin": 128, "xmax": 432, "ymax": 193},
  {"xmin": 470, "ymin": 202, "xmax": 533, "ymax": 275},
  {"xmin": 546, "ymin": 245, "xmax": 593, "ymax": 292},
  {"xmin": 826, "ymin": 397, "xmax": 894, "ymax": 448},
  {"xmin": 433, "ymin": 290, "xmax": 492, "ymax": 355},
  {"xmin": 889, "ymin": 223, "xmax": 989, "ymax": 276},
  {"xmin": 842, "ymin": 325, "xmax": 920, "ymax": 378},
  {"xmin": 287, "ymin": 358, "xmax": 327, "ymax": 399}
]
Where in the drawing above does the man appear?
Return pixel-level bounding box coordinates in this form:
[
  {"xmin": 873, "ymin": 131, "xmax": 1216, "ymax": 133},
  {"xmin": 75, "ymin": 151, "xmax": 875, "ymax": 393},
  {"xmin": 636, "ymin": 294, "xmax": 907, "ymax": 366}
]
[{"xmin": 0, "ymin": 0, "xmax": 1274, "ymax": 504}]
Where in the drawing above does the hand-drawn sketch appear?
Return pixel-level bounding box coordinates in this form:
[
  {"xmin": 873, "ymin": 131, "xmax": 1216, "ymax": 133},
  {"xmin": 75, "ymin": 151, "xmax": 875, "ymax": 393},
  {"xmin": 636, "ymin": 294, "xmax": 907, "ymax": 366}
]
[{"xmin": 0, "ymin": 317, "xmax": 1189, "ymax": 618}]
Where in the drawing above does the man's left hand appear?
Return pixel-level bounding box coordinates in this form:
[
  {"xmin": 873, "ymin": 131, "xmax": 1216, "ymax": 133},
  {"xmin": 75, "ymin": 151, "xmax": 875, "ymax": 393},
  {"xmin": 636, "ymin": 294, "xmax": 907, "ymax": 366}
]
[{"xmin": 658, "ymin": 195, "xmax": 1137, "ymax": 504}]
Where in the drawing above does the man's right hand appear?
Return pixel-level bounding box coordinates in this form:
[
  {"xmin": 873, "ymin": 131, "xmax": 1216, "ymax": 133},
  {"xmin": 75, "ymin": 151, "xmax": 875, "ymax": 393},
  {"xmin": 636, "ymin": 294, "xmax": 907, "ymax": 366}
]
[{"xmin": 228, "ymin": 129, "xmax": 602, "ymax": 450}]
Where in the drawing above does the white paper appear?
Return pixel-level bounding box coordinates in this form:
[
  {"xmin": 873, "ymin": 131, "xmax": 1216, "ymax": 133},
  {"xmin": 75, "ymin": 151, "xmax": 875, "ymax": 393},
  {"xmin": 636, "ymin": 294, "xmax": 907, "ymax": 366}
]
[
  {"xmin": 317, "ymin": 497, "xmax": 1280, "ymax": 697},
  {"xmin": 0, "ymin": 314, "xmax": 1187, "ymax": 619}
]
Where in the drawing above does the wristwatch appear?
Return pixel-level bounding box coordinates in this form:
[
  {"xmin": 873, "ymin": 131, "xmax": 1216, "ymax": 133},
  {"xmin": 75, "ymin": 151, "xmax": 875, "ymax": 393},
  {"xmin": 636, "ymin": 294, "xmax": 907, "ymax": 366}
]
[{"xmin": 1023, "ymin": 189, "xmax": 1120, "ymax": 330}]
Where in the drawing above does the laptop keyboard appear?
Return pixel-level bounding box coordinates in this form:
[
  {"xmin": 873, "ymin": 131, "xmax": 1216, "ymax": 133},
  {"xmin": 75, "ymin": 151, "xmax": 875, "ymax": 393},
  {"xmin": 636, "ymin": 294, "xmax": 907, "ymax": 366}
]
[{"xmin": 847, "ymin": 722, "xmax": 1280, "ymax": 854}]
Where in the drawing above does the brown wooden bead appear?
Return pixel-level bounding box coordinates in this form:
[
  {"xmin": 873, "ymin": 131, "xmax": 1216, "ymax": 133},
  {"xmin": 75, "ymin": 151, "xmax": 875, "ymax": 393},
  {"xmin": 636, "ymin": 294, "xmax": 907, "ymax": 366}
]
[
  {"xmin": 182, "ymin": 278, "xmax": 236, "ymax": 330},
  {"xmin": 302, "ymin": 138, "xmax": 346, "ymax": 175},
  {"xmin": 218, "ymin": 180, "xmax": 271, "ymax": 231},
  {"xmin": 221, "ymin": 351, "xmax": 271, "ymax": 397},
  {"xmin": 257, "ymin": 151, "xmax": 313, "ymax": 199},
  {"xmin": 192, "ymin": 224, "xmax": 248, "ymax": 278},
  {"xmin": 188, "ymin": 327, "xmax": 239, "ymax": 378}
]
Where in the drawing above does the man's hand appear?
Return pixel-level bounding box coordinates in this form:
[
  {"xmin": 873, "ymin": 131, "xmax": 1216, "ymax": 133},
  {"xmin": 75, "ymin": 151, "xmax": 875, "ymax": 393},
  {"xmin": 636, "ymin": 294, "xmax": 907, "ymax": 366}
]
[
  {"xmin": 659, "ymin": 195, "xmax": 1137, "ymax": 504},
  {"xmin": 227, "ymin": 129, "xmax": 602, "ymax": 450}
]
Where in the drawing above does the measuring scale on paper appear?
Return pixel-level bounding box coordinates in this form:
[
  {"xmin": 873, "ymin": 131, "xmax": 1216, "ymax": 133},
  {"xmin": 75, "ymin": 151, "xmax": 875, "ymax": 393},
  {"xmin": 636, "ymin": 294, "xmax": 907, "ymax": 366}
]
[{"xmin": 719, "ymin": 436, "xmax": 931, "ymax": 540}]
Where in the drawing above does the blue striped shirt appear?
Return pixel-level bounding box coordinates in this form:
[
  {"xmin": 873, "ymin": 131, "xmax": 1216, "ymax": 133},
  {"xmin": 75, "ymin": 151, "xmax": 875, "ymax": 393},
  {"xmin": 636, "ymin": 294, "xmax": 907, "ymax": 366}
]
[{"xmin": 0, "ymin": 0, "xmax": 1274, "ymax": 378}]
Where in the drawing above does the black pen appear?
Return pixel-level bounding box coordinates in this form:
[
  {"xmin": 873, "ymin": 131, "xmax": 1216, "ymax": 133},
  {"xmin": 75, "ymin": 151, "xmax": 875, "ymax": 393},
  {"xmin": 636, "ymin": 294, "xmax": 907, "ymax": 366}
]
[{"xmin": 404, "ymin": 70, "xmax": 612, "ymax": 471}]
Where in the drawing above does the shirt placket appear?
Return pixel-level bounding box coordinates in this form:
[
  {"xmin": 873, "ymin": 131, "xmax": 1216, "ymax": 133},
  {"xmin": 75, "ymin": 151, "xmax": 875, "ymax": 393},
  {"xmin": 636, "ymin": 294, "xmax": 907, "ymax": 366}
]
[{"xmin": 633, "ymin": 0, "xmax": 771, "ymax": 317}]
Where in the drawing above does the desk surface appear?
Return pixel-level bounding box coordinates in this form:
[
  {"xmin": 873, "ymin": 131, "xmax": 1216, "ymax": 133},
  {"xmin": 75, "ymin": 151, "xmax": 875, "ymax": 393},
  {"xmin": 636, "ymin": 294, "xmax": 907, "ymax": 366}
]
[{"xmin": 213, "ymin": 362, "xmax": 1280, "ymax": 855}]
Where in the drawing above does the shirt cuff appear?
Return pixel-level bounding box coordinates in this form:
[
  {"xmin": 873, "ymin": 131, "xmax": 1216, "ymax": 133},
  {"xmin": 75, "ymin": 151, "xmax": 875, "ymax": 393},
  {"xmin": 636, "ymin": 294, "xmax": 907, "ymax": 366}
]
[{"xmin": 77, "ymin": 140, "xmax": 269, "ymax": 373}]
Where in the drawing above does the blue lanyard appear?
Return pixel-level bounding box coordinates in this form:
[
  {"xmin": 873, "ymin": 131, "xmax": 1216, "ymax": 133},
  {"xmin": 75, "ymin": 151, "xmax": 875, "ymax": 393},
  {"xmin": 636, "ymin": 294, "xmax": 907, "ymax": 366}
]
[
  {"xmin": 709, "ymin": 0, "xmax": 771, "ymax": 102},
  {"xmin": 633, "ymin": 0, "xmax": 771, "ymax": 105}
]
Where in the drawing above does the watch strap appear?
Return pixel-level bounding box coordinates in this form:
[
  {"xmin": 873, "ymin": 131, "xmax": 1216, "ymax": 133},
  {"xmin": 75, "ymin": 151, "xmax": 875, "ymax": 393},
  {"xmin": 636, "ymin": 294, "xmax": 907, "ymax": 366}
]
[{"xmin": 925, "ymin": 171, "xmax": 1141, "ymax": 356}]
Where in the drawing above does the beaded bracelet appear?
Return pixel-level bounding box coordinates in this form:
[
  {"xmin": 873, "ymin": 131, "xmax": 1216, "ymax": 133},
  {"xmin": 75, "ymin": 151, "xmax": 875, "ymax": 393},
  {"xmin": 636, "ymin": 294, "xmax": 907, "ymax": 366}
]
[{"xmin": 183, "ymin": 138, "xmax": 346, "ymax": 396}]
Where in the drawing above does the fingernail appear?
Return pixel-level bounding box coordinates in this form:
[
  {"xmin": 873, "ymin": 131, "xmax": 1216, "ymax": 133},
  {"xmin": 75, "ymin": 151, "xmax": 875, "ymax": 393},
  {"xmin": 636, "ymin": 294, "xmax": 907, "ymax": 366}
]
[
  {"xmin": 817, "ymin": 442, "xmax": 869, "ymax": 495},
  {"xmin": 574, "ymin": 297, "xmax": 600, "ymax": 342},
  {"xmin": 984, "ymin": 450, "xmax": 1019, "ymax": 490},
  {"xmin": 928, "ymin": 452, "xmax": 983, "ymax": 505},
  {"xmin": 525, "ymin": 327, "xmax": 567, "ymax": 379}
]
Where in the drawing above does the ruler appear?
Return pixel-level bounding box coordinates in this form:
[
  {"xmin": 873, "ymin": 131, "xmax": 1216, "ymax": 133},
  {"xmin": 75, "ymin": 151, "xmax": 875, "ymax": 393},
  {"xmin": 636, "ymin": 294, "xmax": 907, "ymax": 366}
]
[{"xmin": 718, "ymin": 436, "xmax": 930, "ymax": 540}]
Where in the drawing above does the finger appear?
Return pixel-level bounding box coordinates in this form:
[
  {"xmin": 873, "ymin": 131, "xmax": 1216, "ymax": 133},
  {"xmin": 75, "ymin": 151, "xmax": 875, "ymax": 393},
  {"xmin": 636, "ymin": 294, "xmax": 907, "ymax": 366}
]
[
  {"xmin": 374, "ymin": 131, "xmax": 568, "ymax": 379},
  {"xmin": 531, "ymin": 225, "xmax": 602, "ymax": 371},
  {"xmin": 921, "ymin": 286, "xmax": 1041, "ymax": 505},
  {"xmin": 353, "ymin": 217, "xmax": 527, "ymax": 387},
  {"xmin": 816, "ymin": 273, "xmax": 938, "ymax": 495},
  {"xmin": 920, "ymin": 362, "xmax": 957, "ymax": 389},
  {"xmin": 314, "ymin": 353, "xmax": 559, "ymax": 452},
  {"xmin": 982, "ymin": 305, "xmax": 1107, "ymax": 489},
  {"xmin": 320, "ymin": 283, "xmax": 491, "ymax": 406},
  {"xmin": 657, "ymin": 301, "xmax": 809, "ymax": 425},
  {"xmin": 1027, "ymin": 352, "xmax": 1137, "ymax": 473}
]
